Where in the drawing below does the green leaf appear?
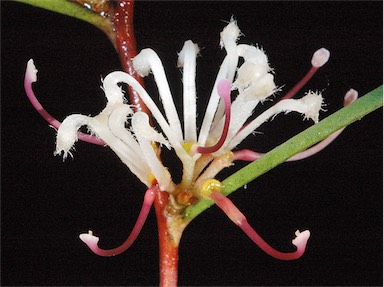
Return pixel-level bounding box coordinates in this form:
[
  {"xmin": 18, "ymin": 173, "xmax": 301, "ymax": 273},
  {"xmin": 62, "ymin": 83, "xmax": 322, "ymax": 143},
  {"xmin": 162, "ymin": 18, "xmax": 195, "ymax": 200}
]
[
  {"xmin": 15, "ymin": 0, "xmax": 114, "ymax": 42},
  {"xmin": 183, "ymin": 86, "xmax": 383, "ymax": 220}
]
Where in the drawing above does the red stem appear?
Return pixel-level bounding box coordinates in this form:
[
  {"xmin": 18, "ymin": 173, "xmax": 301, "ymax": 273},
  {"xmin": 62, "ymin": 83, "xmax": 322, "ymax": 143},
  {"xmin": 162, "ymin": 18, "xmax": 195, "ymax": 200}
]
[
  {"xmin": 113, "ymin": 2, "xmax": 177, "ymax": 285},
  {"xmin": 154, "ymin": 189, "xmax": 179, "ymax": 287},
  {"xmin": 111, "ymin": 0, "xmax": 149, "ymax": 114}
]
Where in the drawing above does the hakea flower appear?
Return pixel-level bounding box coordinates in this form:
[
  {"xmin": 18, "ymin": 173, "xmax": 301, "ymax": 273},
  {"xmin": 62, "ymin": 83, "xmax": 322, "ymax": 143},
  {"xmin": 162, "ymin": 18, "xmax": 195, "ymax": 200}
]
[{"xmin": 24, "ymin": 20, "xmax": 357, "ymax": 259}]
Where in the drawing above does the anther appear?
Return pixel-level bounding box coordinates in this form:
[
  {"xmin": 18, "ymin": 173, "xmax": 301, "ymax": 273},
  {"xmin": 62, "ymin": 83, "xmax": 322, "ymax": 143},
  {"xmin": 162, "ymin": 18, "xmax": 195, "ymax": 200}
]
[{"xmin": 311, "ymin": 48, "xmax": 330, "ymax": 68}]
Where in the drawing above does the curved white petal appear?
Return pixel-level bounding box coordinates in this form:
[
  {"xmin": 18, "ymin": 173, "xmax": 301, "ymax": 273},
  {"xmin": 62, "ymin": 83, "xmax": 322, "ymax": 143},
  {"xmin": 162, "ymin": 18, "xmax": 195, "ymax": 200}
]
[
  {"xmin": 102, "ymin": 72, "xmax": 187, "ymax": 156},
  {"xmin": 55, "ymin": 114, "xmax": 92, "ymax": 159},
  {"xmin": 133, "ymin": 49, "xmax": 183, "ymax": 143},
  {"xmin": 56, "ymin": 111, "xmax": 151, "ymax": 186},
  {"xmin": 220, "ymin": 19, "xmax": 241, "ymax": 81},
  {"xmin": 108, "ymin": 105, "xmax": 150, "ymax": 171},
  {"xmin": 226, "ymin": 92, "xmax": 323, "ymax": 151}
]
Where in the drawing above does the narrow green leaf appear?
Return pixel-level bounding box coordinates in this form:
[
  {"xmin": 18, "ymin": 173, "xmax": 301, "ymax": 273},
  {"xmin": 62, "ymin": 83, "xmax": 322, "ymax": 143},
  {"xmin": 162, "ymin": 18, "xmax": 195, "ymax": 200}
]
[{"xmin": 184, "ymin": 86, "xmax": 383, "ymax": 220}]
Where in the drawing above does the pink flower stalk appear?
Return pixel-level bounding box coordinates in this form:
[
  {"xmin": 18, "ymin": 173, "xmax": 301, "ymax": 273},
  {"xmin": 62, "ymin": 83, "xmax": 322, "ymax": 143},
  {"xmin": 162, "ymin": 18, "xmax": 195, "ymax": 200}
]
[{"xmin": 24, "ymin": 19, "xmax": 354, "ymax": 262}]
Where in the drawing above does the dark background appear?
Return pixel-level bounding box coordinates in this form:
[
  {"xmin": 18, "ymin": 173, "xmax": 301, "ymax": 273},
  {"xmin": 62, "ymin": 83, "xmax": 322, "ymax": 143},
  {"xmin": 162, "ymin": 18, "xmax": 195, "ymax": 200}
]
[{"xmin": 1, "ymin": 1, "xmax": 383, "ymax": 286}]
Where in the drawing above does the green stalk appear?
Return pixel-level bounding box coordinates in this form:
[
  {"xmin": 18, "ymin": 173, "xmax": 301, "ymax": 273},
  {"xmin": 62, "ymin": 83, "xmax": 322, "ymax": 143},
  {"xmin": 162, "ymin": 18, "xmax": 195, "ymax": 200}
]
[{"xmin": 184, "ymin": 86, "xmax": 383, "ymax": 220}]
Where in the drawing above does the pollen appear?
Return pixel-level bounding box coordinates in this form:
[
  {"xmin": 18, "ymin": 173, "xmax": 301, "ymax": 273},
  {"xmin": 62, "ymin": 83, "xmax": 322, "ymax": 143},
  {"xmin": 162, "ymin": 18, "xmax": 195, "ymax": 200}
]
[
  {"xmin": 182, "ymin": 142, "xmax": 195, "ymax": 153},
  {"xmin": 199, "ymin": 179, "xmax": 222, "ymax": 199},
  {"xmin": 148, "ymin": 173, "xmax": 157, "ymax": 185}
]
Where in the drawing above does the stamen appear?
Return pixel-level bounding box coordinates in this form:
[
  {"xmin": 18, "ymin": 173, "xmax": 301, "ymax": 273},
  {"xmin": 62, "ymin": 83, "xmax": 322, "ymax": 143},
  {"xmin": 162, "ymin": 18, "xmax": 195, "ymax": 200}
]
[
  {"xmin": 210, "ymin": 190, "xmax": 310, "ymax": 260},
  {"xmin": 24, "ymin": 59, "xmax": 105, "ymax": 146},
  {"xmin": 279, "ymin": 48, "xmax": 330, "ymax": 101},
  {"xmin": 194, "ymin": 79, "xmax": 232, "ymax": 154},
  {"xmin": 79, "ymin": 185, "xmax": 157, "ymax": 257}
]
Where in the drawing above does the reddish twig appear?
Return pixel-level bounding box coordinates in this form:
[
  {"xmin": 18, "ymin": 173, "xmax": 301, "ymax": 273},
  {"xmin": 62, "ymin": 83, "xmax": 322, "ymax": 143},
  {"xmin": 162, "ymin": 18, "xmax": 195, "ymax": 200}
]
[
  {"xmin": 111, "ymin": 0, "xmax": 149, "ymax": 114},
  {"xmin": 154, "ymin": 189, "xmax": 179, "ymax": 287}
]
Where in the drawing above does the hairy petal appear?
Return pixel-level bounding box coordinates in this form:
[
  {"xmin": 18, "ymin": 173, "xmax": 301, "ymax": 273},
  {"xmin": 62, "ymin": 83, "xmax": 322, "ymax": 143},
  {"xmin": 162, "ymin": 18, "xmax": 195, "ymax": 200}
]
[{"xmin": 227, "ymin": 92, "xmax": 323, "ymax": 150}]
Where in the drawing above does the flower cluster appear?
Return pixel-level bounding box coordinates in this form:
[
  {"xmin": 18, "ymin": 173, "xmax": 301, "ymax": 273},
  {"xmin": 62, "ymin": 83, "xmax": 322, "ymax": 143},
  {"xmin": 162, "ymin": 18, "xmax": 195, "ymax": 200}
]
[{"xmin": 24, "ymin": 19, "xmax": 356, "ymax": 259}]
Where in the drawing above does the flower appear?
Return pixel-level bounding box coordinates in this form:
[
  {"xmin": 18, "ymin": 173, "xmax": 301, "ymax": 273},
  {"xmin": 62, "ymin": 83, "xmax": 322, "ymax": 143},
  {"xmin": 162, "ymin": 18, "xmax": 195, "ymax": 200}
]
[{"xmin": 24, "ymin": 19, "xmax": 355, "ymax": 259}]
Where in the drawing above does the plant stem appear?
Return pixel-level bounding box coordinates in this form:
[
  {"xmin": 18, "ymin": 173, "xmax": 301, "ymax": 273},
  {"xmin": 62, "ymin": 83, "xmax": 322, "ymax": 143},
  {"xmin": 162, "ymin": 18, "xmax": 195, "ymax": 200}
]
[
  {"xmin": 111, "ymin": 3, "xmax": 178, "ymax": 284},
  {"xmin": 154, "ymin": 189, "xmax": 179, "ymax": 287},
  {"xmin": 111, "ymin": 0, "xmax": 150, "ymax": 115}
]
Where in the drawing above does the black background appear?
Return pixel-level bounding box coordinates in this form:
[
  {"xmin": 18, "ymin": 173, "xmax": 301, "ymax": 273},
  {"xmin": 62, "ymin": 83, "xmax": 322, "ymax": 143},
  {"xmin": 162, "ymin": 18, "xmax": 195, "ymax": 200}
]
[{"xmin": 1, "ymin": 1, "xmax": 383, "ymax": 286}]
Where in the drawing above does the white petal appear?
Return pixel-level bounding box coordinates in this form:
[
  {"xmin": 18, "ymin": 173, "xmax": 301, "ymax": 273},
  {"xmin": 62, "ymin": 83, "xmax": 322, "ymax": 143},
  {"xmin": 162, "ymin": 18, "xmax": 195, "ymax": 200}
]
[
  {"xmin": 100, "ymin": 73, "xmax": 126, "ymax": 107},
  {"xmin": 55, "ymin": 114, "xmax": 91, "ymax": 158},
  {"xmin": 237, "ymin": 44, "xmax": 270, "ymax": 68},
  {"xmin": 102, "ymin": 71, "xmax": 185, "ymax": 154},
  {"xmin": 90, "ymin": 112, "xmax": 152, "ymax": 186},
  {"xmin": 132, "ymin": 112, "xmax": 170, "ymax": 148},
  {"xmin": 178, "ymin": 40, "xmax": 199, "ymax": 142},
  {"xmin": 132, "ymin": 112, "xmax": 174, "ymax": 191},
  {"xmin": 210, "ymin": 73, "xmax": 276, "ymax": 152},
  {"xmin": 219, "ymin": 19, "xmax": 241, "ymax": 81},
  {"xmin": 209, "ymin": 20, "xmax": 241, "ymax": 133},
  {"xmin": 227, "ymin": 93, "xmax": 323, "ymax": 151},
  {"xmin": 108, "ymin": 105, "xmax": 150, "ymax": 171},
  {"xmin": 198, "ymin": 56, "xmax": 229, "ymax": 146}
]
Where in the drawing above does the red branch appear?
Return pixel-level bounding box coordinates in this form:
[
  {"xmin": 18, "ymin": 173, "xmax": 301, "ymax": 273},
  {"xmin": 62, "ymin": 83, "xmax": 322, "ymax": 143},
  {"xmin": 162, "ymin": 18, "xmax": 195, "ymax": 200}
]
[
  {"xmin": 154, "ymin": 189, "xmax": 179, "ymax": 287},
  {"xmin": 111, "ymin": 0, "xmax": 149, "ymax": 114}
]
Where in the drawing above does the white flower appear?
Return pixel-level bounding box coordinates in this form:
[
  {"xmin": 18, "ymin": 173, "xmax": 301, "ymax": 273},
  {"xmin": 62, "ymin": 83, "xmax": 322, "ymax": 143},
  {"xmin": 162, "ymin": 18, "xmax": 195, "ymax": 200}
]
[
  {"xmin": 24, "ymin": 18, "xmax": 340, "ymax": 260},
  {"xmin": 51, "ymin": 19, "xmax": 326, "ymax": 196}
]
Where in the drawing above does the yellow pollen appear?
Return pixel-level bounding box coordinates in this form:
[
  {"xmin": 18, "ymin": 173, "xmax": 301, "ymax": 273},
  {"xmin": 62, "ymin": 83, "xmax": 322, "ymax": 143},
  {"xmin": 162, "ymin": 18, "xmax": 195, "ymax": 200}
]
[
  {"xmin": 182, "ymin": 142, "xmax": 195, "ymax": 153},
  {"xmin": 148, "ymin": 173, "xmax": 156, "ymax": 185},
  {"xmin": 199, "ymin": 179, "xmax": 222, "ymax": 199}
]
